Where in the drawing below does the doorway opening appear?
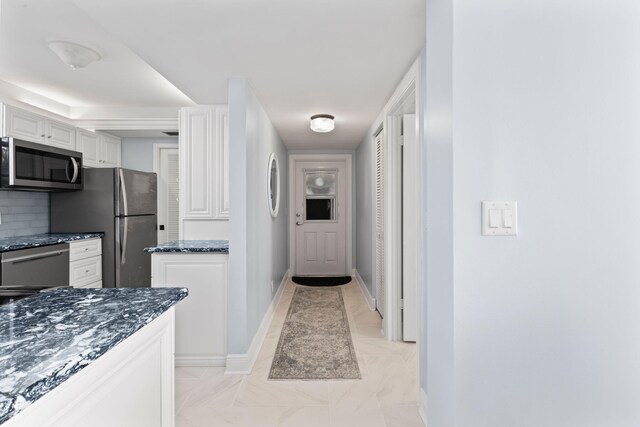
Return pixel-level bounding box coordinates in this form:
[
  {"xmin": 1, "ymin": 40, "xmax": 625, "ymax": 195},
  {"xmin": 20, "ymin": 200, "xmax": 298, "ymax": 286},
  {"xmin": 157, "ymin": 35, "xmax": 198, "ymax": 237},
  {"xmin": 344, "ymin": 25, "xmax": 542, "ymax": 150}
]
[
  {"xmin": 378, "ymin": 62, "xmax": 421, "ymax": 343},
  {"xmin": 153, "ymin": 144, "xmax": 180, "ymax": 244}
]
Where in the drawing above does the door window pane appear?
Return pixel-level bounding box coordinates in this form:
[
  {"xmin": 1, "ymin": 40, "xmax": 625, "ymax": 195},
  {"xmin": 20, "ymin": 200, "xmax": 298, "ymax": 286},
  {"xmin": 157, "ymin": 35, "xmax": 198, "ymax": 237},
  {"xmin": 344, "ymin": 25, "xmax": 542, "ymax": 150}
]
[
  {"xmin": 305, "ymin": 171, "xmax": 336, "ymax": 196},
  {"xmin": 306, "ymin": 198, "xmax": 335, "ymax": 220}
]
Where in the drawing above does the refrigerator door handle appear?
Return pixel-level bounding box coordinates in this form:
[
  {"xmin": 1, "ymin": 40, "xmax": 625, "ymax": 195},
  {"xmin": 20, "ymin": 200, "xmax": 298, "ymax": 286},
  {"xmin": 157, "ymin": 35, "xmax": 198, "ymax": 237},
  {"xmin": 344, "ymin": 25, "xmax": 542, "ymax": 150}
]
[
  {"xmin": 120, "ymin": 216, "xmax": 128, "ymax": 265},
  {"xmin": 119, "ymin": 168, "xmax": 129, "ymax": 216}
]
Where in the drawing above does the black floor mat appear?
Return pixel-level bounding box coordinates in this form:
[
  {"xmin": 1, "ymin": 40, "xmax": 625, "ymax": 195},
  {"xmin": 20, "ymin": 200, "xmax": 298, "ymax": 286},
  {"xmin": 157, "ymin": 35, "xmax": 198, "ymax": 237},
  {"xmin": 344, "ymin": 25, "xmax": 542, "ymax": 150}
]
[{"xmin": 292, "ymin": 276, "xmax": 352, "ymax": 287}]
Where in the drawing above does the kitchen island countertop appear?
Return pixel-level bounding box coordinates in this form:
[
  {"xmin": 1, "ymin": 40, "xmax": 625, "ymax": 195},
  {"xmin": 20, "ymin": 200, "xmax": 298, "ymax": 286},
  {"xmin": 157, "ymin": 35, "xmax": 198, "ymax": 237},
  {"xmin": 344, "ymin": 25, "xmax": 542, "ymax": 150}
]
[
  {"xmin": 0, "ymin": 287, "xmax": 188, "ymax": 424},
  {"xmin": 0, "ymin": 232, "xmax": 104, "ymax": 253},
  {"xmin": 144, "ymin": 239, "xmax": 229, "ymax": 254}
]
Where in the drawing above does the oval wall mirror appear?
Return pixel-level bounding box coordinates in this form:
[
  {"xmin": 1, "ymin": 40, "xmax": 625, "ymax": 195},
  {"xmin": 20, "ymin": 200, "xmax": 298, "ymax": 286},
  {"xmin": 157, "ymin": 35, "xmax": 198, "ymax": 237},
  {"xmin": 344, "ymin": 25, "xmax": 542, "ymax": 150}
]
[{"xmin": 267, "ymin": 152, "xmax": 280, "ymax": 217}]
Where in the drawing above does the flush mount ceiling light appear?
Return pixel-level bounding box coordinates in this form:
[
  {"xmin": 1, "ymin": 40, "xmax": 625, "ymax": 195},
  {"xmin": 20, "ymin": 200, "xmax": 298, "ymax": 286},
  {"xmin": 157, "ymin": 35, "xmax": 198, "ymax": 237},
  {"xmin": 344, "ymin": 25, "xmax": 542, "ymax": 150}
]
[
  {"xmin": 47, "ymin": 40, "xmax": 102, "ymax": 70},
  {"xmin": 310, "ymin": 114, "xmax": 335, "ymax": 133}
]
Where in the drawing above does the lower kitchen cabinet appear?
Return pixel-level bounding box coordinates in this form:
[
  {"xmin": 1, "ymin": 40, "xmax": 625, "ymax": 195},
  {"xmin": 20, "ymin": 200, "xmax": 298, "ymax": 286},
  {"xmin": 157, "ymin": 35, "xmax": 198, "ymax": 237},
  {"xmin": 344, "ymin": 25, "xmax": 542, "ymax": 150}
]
[
  {"xmin": 151, "ymin": 253, "xmax": 227, "ymax": 366},
  {"xmin": 3, "ymin": 309, "xmax": 176, "ymax": 427},
  {"xmin": 69, "ymin": 238, "xmax": 103, "ymax": 288}
]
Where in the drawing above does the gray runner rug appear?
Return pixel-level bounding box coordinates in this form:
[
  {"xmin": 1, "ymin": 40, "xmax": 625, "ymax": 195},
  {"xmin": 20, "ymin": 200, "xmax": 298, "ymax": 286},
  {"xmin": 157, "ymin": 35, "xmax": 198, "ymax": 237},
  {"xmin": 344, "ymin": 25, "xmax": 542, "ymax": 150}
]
[{"xmin": 269, "ymin": 286, "xmax": 361, "ymax": 380}]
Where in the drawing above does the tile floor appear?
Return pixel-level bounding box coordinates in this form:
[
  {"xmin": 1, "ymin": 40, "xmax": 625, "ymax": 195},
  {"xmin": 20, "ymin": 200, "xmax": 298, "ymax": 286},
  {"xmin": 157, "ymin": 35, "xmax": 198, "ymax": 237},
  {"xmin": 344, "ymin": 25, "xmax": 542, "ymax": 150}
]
[{"xmin": 175, "ymin": 278, "xmax": 424, "ymax": 427}]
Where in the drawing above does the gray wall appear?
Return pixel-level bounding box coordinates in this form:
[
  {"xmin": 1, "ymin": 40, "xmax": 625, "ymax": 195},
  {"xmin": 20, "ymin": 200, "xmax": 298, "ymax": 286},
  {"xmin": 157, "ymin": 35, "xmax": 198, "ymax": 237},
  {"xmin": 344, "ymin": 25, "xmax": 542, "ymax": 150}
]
[
  {"xmin": 121, "ymin": 137, "xmax": 178, "ymax": 172},
  {"xmin": 423, "ymin": 0, "xmax": 454, "ymax": 424},
  {"xmin": 228, "ymin": 78, "xmax": 289, "ymax": 354},
  {"xmin": 424, "ymin": 0, "xmax": 640, "ymax": 425},
  {"xmin": 0, "ymin": 191, "xmax": 49, "ymax": 238}
]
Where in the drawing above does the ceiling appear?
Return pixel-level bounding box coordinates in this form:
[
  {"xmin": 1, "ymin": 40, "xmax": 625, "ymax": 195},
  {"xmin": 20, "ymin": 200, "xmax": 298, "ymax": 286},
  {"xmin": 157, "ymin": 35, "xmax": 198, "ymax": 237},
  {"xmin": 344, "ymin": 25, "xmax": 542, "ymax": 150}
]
[{"xmin": 0, "ymin": 0, "xmax": 425, "ymax": 149}]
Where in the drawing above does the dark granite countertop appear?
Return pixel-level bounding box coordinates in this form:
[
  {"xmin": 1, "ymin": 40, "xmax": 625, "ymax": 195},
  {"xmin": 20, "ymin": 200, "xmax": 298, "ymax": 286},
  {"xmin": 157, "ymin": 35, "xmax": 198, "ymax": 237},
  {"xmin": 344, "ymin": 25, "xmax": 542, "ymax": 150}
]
[
  {"xmin": 0, "ymin": 287, "xmax": 188, "ymax": 424},
  {"xmin": 0, "ymin": 233, "xmax": 104, "ymax": 253},
  {"xmin": 144, "ymin": 239, "xmax": 229, "ymax": 254}
]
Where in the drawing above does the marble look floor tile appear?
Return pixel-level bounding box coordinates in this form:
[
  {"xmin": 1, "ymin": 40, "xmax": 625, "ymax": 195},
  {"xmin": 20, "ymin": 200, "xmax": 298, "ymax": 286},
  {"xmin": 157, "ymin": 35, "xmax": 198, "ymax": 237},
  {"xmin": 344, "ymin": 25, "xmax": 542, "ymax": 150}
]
[
  {"xmin": 352, "ymin": 321, "xmax": 384, "ymax": 339},
  {"xmin": 275, "ymin": 406, "xmax": 331, "ymax": 427},
  {"xmin": 179, "ymin": 404, "xmax": 280, "ymax": 427},
  {"xmin": 249, "ymin": 339, "xmax": 279, "ymax": 378},
  {"xmin": 176, "ymin": 378, "xmax": 201, "ymax": 412},
  {"xmin": 328, "ymin": 378, "xmax": 379, "ymax": 405},
  {"xmin": 234, "ymin": 376, "xmax": 329, "ymax": 407},
  {"xmin": 374, "ymin": 364, "xmax": 418, "ymax": 405},
  {"xmin": 353, "ymin": 339, "xmax": 415, "ymax": 365},
  {"xmin": 381, "ymin": 404, "xmax": 425, "ymax": 427},
  {"xmin": 175, "ymin": 275, "xmax": 420, "ymax": 426},
  {"xmin": 329, "ymin": 398, "xmax": 387, "ymax": 427},
  {"xmin": 182, "ymin": 374, "xmax": 244, "ymax": 409},
  {"xmin": 176, "ymin": 367, "xmax": 208, "ymax": 379},
  {"xmin": 176, "ymin": 413, "xmax": 199, "ymax": 427}
]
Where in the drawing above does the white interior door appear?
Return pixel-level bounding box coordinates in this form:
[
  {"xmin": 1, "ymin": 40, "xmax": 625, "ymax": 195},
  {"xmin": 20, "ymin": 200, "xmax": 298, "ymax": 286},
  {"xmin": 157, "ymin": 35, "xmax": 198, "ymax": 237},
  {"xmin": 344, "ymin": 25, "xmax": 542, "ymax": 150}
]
[
  {"xmin": 294, "ymin": 160, "xmax": 347, "ymax": 276},
  {"xmin": 155, "ymin": 146, "xmax": 180, "ymax": 244},
  {"xmin": 375, "ymin": 131, "xmax": 385, "ymax": 317},
  {"xmin": 402, "ymin": 114, "xmax": 418, "ymax": 341}
]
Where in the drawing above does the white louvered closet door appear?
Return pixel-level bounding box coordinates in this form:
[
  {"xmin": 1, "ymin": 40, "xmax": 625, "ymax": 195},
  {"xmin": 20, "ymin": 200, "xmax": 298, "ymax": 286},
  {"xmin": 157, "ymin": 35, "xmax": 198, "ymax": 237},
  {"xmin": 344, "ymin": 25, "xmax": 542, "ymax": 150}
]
[
  {"xmin": 375, "ymin": 131, "xmax": 385, "ymax": 318},
  {"xmin": 157, "ymin": 147, "xmax": 180, "ymax": 244}
]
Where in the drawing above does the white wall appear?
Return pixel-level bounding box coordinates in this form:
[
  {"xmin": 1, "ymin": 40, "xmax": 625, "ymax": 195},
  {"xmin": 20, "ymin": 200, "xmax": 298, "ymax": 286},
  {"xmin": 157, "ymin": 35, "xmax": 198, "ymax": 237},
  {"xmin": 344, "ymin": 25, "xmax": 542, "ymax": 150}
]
[
  {"xmin": 424, "ymin": 0, "xmax": 640, "ymax": 425},
  {"xmin": 228, "ymin": 78, "xmax": 289, "ymax": 355},
  {"xmin": 121, "ymin": 137, "xmax": 178, "ymax": 172}
]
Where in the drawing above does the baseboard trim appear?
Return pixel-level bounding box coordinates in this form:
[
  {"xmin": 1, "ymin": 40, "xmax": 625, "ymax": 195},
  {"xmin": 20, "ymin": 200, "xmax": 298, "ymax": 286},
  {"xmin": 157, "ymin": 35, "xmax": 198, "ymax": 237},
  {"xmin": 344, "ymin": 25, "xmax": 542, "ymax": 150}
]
[
  {"xmin": 175, "ymin": 356, "xmax": 226, "ymax": 367},
  {"xmin": 418, "ymin": 387, "xmax": 427, "ymax": 425},
  {"xmin": 353, "ymin": 269, "xmax": 375, "ymax": 310},
  {"xmin": 225, "ymin": 269, "xmax": 289, "ymax": 375}
]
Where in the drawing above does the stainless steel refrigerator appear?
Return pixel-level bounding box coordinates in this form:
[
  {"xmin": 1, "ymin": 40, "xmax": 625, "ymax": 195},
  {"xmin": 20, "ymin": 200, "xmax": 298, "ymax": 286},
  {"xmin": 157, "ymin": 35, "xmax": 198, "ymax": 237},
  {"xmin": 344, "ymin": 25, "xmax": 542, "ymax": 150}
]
[{"xmin": 50, "ymin": 168, "xmax": 157, "ymax": 288}]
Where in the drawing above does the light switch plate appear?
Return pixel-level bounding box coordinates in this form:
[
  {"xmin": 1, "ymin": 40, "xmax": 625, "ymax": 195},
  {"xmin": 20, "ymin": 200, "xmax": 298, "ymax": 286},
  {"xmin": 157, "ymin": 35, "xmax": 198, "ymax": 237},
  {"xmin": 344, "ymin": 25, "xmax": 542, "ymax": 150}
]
[{"xmin": 482, "ymin": 201, "xmax": 517, "ymax": 236}]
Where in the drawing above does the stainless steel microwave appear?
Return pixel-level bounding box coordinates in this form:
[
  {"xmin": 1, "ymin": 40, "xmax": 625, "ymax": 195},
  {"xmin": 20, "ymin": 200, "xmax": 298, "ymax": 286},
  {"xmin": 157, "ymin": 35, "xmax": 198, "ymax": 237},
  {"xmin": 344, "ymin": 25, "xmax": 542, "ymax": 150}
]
[{"xmin": 0, "ymin": 137, "xmax": 83, "ymax": 191}]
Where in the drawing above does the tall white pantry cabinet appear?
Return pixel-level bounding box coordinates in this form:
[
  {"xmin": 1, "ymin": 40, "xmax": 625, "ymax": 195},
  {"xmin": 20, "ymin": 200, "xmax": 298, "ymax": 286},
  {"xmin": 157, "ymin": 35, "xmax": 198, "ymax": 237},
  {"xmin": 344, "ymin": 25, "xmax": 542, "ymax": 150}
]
[
  {"xmin": 179, "ymin": 105, "xmax": 229, "ymax": 240},
  {"xmin": 150, "ymin": 105, "xmax": 230, "ymax": 367}
]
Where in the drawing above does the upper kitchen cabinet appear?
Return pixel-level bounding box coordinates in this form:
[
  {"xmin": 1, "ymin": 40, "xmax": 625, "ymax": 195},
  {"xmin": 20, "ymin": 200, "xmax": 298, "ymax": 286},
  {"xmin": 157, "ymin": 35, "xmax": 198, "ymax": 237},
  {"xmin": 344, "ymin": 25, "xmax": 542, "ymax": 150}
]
[
  {"xmin": 76, "ymin": 129, "xmax": 100, "ymax": 167},
  {"xmin": 179, "ymin": 106, "xmax": 229, "ymax": 221},
  {"xmin": 1, "ymin": 104, "xmax": 76, "ymax": 150},
  {"xmin": 76, "ymin": 128, "xmax": 121, "ymax": 168},
  {"xmin": 100, "ymin": 133, "xmax": 122, "ymax": 168}
]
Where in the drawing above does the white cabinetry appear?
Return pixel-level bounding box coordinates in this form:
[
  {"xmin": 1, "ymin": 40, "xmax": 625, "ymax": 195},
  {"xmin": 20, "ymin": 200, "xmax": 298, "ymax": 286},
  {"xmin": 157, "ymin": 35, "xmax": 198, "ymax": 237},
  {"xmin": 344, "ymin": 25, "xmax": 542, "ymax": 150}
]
[
  {"xmin": 69, "ymin": 238, "xmax": 103, "ymax": 288},
  {"xmin": 179, "ymin": 106, "xmax": 229, "ymax": 221},
  {"xmin": 152, "ymin": 253, "xmax": 227, "ymax": 366},
  {"xmin": 1, "ymin": 104, "xmax": 75, "ymax": 150},
  {"xmin": 76, "ymin": 129, "xmax": 100, "ymax": 167},
  {"xmin": 3, "ymin": 309, "xmax": 176, "ymax": 427},
  {"xmin": 76, "ymin": 129, "xmax": 121, "ymax": 168},
  {"xmin": 100, "ymin": 133, "xmax": 122, "ymax": 167}
]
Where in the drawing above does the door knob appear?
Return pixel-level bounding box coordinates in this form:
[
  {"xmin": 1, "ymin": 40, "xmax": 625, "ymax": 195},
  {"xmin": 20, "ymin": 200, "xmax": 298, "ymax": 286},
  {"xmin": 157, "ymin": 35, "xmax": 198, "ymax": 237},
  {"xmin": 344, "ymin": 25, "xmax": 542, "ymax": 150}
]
[{"xmin": 296, "ymin": 221, "xmax": 303, "ymax": 226}]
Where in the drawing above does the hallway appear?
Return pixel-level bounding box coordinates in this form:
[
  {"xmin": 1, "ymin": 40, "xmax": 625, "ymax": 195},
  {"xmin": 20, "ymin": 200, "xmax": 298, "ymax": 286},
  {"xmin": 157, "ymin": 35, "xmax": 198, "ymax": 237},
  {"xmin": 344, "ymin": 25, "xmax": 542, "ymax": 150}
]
[{"xmin": 175, "ymin": 278, "xmax": 423, "ymax": 426}]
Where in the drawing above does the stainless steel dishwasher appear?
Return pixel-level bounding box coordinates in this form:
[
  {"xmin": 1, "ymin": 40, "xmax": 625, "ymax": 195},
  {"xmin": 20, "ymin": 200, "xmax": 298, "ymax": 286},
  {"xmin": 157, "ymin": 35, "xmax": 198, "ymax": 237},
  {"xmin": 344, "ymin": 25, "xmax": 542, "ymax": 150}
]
[{"xmin": 0, "ymin": 243, "xmax": 70, "ymax": 287}]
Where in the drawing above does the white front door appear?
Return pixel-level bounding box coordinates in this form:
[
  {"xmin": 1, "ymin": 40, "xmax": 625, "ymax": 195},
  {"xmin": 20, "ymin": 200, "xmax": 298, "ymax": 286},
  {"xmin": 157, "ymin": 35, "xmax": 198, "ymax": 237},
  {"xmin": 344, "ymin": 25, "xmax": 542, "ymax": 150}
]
[{"xmin": 293, "ymin": 160, "xmax": 348, "ymax": 276}]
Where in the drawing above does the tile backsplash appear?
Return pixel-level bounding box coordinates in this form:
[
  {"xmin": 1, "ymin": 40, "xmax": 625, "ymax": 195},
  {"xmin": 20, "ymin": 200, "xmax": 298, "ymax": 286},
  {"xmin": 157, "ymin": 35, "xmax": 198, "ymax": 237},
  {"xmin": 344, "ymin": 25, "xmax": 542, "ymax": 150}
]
[{"xmin": 0, "ymin": 191, "xmax": 49, "ymax": 238}]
